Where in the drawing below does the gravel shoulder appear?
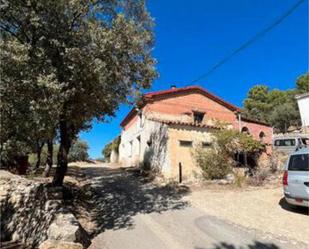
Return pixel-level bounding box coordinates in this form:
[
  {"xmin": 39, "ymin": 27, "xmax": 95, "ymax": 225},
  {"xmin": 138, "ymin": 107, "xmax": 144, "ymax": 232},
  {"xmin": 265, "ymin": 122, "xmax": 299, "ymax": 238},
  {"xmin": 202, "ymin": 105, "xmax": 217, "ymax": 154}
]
[{"xmin": 185, "ymin": 185, "xmax": 309, "ymax": 245}]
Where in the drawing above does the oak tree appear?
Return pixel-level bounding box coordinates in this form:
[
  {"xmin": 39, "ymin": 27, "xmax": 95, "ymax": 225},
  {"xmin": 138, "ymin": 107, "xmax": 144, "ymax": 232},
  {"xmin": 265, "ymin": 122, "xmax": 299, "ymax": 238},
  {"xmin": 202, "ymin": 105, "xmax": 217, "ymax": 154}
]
[{"xmin": 1, "ymin": 0, "xmax": 157, "ymax": 185}]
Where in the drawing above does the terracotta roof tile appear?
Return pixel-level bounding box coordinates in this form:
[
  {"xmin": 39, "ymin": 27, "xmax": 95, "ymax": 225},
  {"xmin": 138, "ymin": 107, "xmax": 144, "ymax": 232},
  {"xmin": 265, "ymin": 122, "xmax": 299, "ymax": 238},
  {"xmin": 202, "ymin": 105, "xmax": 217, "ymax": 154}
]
[{"xmin": 148, "ymin": 117, "xmax": 220, "ymax": 129}]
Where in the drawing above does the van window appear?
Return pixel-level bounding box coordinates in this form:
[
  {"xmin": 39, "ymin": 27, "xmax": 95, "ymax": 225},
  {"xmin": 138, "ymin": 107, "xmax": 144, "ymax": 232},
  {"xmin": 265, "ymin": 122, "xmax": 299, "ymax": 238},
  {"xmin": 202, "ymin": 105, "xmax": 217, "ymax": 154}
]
[
  {"xmin": 288, "ymin": 154, "xmax": 309, "ymax": 171},
  {"xmin": 274, "ymin": 139, "xmax": 296, "ymax": 146},
  {"xmin": 301, "ymin": 138, "xmax": 309, "ymax": 145}
]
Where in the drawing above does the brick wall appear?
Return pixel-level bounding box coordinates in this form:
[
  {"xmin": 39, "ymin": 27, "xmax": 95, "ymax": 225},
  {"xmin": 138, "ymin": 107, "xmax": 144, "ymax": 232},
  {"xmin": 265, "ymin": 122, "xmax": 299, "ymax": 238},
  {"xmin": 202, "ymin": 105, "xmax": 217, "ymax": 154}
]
[
  {"xmin": 144, "ymin": 91, "xmax": 273, "ymax": 144},
  {"xmin": 145, "ymin": 92, "xmax": 236, "ymax": 123}
]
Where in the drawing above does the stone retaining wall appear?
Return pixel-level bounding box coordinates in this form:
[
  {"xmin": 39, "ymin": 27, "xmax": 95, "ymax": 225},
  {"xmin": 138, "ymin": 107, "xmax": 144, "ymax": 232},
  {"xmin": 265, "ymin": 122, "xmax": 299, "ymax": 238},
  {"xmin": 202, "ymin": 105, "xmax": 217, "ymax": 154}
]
[{"xmin": 0, "ymin": 171, "xmax": 90, "ymax": 249}]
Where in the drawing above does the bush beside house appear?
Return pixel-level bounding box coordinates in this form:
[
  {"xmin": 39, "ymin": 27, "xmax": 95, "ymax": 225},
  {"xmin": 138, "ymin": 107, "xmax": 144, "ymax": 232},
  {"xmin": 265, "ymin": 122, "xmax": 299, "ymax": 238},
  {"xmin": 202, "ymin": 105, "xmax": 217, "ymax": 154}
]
[{"xmin": 194, "ymin": 129, "xmax": 265, "ymax": 181}]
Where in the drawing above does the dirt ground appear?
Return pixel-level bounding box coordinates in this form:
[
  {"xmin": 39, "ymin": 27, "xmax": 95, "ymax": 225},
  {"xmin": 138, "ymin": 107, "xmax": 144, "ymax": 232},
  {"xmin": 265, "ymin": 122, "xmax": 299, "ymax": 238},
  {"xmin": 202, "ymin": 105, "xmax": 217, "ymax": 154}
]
[
  {"xmin": 60, "ymin": 164, "xmax": 309, "ymax": 247},
  {"xmin": 185, "ymin": 185, "xmax": 309, "ymax": 245},
  {"xmin": 30, "ymin": 162, "xmax": 306, "ymax": 248}
]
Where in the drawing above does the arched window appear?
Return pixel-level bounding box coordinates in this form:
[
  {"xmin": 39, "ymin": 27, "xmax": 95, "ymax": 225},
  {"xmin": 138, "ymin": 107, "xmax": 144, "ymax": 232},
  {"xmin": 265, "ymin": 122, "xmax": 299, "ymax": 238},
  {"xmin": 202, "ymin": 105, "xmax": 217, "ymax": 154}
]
[
  {"xmin": 259, "ymin": 131, "xmax": 266, "ymax": 142},
  {"xmin": 241, "ymin": 127, "xmax": 250, "ymax": 134}
]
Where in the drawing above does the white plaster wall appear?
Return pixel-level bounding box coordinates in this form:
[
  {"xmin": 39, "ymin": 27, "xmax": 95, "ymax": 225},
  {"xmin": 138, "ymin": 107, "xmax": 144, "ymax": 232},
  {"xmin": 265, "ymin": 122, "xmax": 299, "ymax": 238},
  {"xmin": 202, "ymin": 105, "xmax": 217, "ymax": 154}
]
[
  {"xmin": 167, "ymin": 125, "xmax": 214, "ymax": 180},
  {"xmin": 297, "ymin": 96, "xmax": 309, "ymax": 127},
  {"xmin": 110, "ymin": 149, "xmax": 119, "ymax": 163},
  {"xmin": 119, "ymin": 115, "xmax": 169, "ymax": 171}
]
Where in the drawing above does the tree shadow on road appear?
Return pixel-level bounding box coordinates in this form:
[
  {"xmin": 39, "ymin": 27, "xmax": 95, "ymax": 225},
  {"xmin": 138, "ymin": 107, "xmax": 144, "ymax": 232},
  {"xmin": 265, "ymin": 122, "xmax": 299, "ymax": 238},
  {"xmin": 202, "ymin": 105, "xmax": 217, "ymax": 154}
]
[
  {"xmin": 196, "ymin": 241, "xmax": 280, "ymax": 249},
  {"xmin": 64, "ymin": 167, "xmax": 190, "ymax": 237}
]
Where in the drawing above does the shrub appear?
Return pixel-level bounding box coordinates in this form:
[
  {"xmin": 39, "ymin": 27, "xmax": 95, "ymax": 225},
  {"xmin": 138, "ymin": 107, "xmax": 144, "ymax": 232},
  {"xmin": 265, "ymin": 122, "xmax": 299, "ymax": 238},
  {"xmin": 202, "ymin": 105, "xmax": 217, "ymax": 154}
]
[
  {"xmin": 28, "ymin": 144, "xmax": 59, "ymax": 167},
  {"xmin": 194, "ymin": 129, "xmax": 264, "ymax": 181},
  {"xmin": 215, "ymin": 129, "xmax": 264, "ymax": 155},
  {"xmin": 269, "ymin": 151, "xmax": 289, "ymax": 172},
  {"xmin": 247, "ymin": 168, "xmax": 270, "ymax": 186},
  {"xmin": 68, "ymin": 140, "xmax": 89, "ymax": 162},
  {"xmin": 194, "ymin": 147, "xmax": 232, "ymax": 180},
  {"xmin": 233, "ymin": 171, "xmax": 247, "ymax": 187}
]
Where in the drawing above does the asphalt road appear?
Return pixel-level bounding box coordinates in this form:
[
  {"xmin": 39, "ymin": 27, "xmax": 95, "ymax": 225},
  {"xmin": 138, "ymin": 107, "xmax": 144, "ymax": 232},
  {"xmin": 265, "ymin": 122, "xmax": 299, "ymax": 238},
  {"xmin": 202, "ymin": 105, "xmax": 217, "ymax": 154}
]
[
  {"xmin": 81, "ymin": 166, "xmax": 307, "ymax": 249},
  {"xmin": 89, "ymin": 206, "xmax": 306, "ymax": 249}
]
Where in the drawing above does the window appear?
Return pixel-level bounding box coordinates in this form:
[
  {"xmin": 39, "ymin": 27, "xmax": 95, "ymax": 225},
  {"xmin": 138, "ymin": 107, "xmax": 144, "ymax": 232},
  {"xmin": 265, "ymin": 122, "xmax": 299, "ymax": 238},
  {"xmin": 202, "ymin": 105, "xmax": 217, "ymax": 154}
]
[
  {"xmin": 193, "ymin": 112, "xmax": 205, "ymax": 124},
  {"xmin": 259, "ymin": 131, "xmax": 266, "ymax": 142},
  {"xmin": 301, "ymin": 138, "xmax": 309, "ymax": 146},
  {"xmin": 241, "ymin": 127, "xmax": 250, "ymax": 134},
  {"xmin": 202, "ymin": 142, "xmax": 212, "ymax": 148},
  {"xmin": 288, "ymin": 154, "xmax": 309, "ymax": 171},
  {"xmin": 274, "ymin": 139, "xmax": 296, "ymax": 147},
  {"xmin": 179, "ymin": 140, "xmax": 193, "ymax": 147}
]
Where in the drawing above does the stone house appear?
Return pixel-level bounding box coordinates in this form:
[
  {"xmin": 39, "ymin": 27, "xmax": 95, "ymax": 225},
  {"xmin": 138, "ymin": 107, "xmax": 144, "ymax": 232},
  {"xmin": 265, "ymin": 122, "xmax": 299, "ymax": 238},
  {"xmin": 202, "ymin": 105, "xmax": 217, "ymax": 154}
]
[{"xmin": 118, "ymin": 86, "xmax": 273, "ymax": 180}]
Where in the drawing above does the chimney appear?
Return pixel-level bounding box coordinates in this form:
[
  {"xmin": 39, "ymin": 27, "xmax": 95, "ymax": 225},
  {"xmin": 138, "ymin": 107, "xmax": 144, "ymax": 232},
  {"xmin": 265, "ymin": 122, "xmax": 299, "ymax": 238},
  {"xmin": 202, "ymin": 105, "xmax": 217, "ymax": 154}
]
[{"xmin": 170, "ymin": 84, "xmax": 177, "ymax": 89}]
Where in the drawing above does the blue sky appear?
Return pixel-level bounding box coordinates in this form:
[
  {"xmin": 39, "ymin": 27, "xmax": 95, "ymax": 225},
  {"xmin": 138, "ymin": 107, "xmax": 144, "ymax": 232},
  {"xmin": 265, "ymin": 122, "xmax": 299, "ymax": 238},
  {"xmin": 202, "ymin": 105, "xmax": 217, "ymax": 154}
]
[{"xmin": 81, "ymin": 0, "xmax": 309, "ymax": 158}]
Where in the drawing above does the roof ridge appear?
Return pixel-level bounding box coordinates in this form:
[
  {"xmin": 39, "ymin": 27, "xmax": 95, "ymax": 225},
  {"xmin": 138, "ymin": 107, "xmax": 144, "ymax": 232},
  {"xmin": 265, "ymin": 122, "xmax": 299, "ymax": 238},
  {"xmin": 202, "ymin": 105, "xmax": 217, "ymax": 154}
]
[{"xmin": 144, "ymin": 85, "xmax": 241, "ymax": 112}]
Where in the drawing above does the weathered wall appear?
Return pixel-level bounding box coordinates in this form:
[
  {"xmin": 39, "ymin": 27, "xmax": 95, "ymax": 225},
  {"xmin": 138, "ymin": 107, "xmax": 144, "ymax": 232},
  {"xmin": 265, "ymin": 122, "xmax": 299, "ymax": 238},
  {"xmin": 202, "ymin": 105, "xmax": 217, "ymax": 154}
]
[
  {"xmin": 167, "ymin": 125, "xmax": 213, "ymax": 180},
  {"xmin": 119, "ymin": 118, "xmax": 170, "ymax": 173},
  {"xmin": 237, "ymin": 120, "xmax": 273, "ymax": 145},
  {"xmin": 144, "ymin": 91, "xmax": 272, "ymax": 145},
  {"xmin": 0, "ymin": 171, "xmax": 90, "ymax": 248},
  {"xmin": 110, "ymin": 149, "xmax": 119, "ymax": 163},
  {"xmin": 0, "ymin": 171, "xmax": 57, "ymax": 246},
  {"xmin": 119, "ymin": 89, "xmax": 273, "ymax": 179}
]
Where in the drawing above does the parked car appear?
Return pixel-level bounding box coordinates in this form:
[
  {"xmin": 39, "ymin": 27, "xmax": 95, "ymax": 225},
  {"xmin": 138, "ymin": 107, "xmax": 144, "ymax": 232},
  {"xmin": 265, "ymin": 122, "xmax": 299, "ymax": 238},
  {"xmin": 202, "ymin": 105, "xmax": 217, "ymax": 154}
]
[
  {"xmin": 273, "ymin": 136, "xmax": 309, "ymax": 153},
  {"xmin": 283, "ymin": 147, "xmax": 309, "ymax": 207}
]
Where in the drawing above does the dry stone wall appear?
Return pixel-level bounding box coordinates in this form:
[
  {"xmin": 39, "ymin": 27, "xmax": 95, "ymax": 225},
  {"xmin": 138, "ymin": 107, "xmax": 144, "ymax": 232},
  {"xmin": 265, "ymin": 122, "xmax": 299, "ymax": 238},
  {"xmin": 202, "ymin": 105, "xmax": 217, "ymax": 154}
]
[{"xmin": 0, "ymin": 171, "xmax": 90, "ymax": 249}]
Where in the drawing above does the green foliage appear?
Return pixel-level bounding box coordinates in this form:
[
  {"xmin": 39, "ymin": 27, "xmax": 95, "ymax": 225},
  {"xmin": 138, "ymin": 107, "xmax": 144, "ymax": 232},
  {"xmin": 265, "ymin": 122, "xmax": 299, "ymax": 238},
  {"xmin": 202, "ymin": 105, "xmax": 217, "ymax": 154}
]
[
  {"xmin": 215, "ymin": 129, "xmax": 264, "ymax": 155},
  {"xmin": 195, "ymin": 147, "xmax": 232, "ymax": 180},
  {"xmin": 243, "ymin": 85, "xmax": 270, "ymax": 122},
  {"xmin": 0, "ymin": 0, "xmax": 156, "ymax": 184},
  {"xmin": 19, "ymin": 140, "xmax": 89, "ymax": 170},
  {"xmin": 102, "ymin": 136, "xmax": 121, "ymax": 160},
  {"xmin": 68, "ymin": 140, "xmax": 89, "ymax": 162},
  {"xmin": 28, "ymin": 144, "xmax": 59, "ymax": 167},
  {"xmin": 243, "ymin": 73, "xmax": 308, "ymax": 132},
  {"xmin": 0, "ymin": 36, "xmax": 60, "ymax": 164},
  {"xmin": 194, "ymin": 129, "xmax": 263, "ymax": 180},
  {"xmin": 296, "ymin": 73, "xmax": 309, "ymax": 93},
  {"xmin": 269, "ymin": 103, "xmax": 300, "ymax": 133}
]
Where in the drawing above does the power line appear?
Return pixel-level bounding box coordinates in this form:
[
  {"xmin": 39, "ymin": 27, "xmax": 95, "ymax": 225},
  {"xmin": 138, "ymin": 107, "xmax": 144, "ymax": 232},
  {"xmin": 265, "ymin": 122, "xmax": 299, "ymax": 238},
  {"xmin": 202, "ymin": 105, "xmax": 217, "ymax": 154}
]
[{"xmin": 191, "ymin": 0, "xmax": 306, "ymax": 84}]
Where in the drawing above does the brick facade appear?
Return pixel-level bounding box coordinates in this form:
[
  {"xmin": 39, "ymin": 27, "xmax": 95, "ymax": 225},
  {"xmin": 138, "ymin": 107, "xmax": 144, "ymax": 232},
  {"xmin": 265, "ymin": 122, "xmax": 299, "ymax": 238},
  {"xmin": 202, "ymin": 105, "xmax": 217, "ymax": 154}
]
[
  {"xmin": 122, "ymin": 86, "xmax": 272, "ymax": 145},
  {"xmin": 120, "ymin": 86, "xmax": 273, "ymax": 180}
]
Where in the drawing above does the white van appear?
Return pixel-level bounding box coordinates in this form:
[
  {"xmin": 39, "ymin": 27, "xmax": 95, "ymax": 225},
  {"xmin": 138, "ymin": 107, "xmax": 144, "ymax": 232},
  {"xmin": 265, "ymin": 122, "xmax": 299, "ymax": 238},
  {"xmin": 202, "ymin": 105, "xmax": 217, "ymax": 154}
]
[
  {"xmin": 273, "ymin": 136, "xmax": 309, "ymax": 154},
  {"xmin": 283, "ymin": 147, "xmax": 309, "ymax": 207}
]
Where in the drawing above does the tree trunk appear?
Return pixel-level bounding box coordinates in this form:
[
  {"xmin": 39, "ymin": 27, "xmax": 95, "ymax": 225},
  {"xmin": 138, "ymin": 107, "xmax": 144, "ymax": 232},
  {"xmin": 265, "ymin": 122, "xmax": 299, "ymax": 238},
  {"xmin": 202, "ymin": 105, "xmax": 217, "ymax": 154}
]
[
  {"xmin": 43, "ymin": 139, "xmax": 53, "ymax": 177},
  {"xmin": 52, "ymin": 120, "xmax": 71, "ymax": 186},
  {"xmin": 35, "ymin": 140, "xmax": 44, "ymax": 170}
]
